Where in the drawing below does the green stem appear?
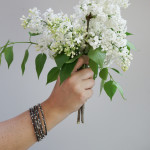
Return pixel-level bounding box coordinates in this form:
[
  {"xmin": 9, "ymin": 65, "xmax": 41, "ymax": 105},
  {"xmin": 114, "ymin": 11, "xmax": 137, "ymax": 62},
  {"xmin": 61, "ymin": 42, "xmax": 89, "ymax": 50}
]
[
  {"xmin": 10, "ymin": 41, "xmax": 37, "ymax": 45},
  {"xmin": 1, "ymin": 42, "xmax": 37, "ymax": 49},
  {"xmin": 108, "ymin": 72, "xmax": 114, "ymax": 81},
  {"xmin": 27, "ymin": 43, "xmax": 32, "ymax": 50},
  {"xmin": 0, "ymin": 41, "xmax": 37, "ymax": 54}
]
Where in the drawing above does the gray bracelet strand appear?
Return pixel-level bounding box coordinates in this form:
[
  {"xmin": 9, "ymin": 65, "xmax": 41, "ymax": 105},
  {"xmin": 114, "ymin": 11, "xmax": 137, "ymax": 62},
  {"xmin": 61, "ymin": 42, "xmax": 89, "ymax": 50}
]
[
  {"xmin": 29, "ymin": 104, "xmax": 47, "ymax": 142},
  {"xmin": 34, "ymin": 105, "xmax": 45, "ymax": 140},
  {"xmin": 29, "ymin": 107, "xmax": 40, "ymax": 141},
  {"xmin": 38, "ymin": 104, "xmax": 47, "ymax": 136}
]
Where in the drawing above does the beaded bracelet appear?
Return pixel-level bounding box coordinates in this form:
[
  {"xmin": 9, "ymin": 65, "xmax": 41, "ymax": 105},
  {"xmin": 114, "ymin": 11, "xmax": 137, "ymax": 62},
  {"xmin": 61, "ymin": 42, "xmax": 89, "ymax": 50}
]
[
  {"xmin": 29, "ymin": 104, "xmax": 47, "ymax": 142},
  {"xmin": 34, "ymin": 105, "xmax": 44, "ymax": 140},
  {"xmin": 31, "ymin": 106, "xmax": 42, "ymax": 141},
  {"xmin": 29, "ymin": 107, "xmax": 40, "ymax": 141},
  {"xmin": 38, "ymin": 104, "xmax": 47, "ymax": 136}
]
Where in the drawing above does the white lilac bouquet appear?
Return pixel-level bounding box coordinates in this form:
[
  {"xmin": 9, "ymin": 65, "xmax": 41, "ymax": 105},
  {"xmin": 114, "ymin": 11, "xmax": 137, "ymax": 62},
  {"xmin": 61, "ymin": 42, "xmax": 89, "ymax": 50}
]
[{"xmin": 0, "ymin": 0, "xmax": 135, "ymax": 123}]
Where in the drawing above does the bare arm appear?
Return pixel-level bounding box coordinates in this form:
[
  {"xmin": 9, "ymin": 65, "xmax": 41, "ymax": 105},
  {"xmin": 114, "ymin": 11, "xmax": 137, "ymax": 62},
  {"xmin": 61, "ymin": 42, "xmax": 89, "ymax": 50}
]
[{"xmin": 0, "ymin": 56, "xmax": 95, "ymax": 150}]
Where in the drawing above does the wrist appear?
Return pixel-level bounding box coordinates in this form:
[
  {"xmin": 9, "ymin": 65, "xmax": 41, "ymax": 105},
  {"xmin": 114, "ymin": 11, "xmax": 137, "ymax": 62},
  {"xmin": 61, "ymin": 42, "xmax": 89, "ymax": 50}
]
[{"xmin": 41, "ymin": 97, "xmax": 69, "ymax": 131}]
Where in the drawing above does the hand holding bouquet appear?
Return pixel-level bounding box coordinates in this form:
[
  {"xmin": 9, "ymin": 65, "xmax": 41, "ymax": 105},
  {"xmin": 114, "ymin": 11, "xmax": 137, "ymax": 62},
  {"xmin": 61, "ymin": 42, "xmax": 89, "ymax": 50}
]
[{"xmin": 0, "ymin": 0, "xmax": 135, "ymax": 123}]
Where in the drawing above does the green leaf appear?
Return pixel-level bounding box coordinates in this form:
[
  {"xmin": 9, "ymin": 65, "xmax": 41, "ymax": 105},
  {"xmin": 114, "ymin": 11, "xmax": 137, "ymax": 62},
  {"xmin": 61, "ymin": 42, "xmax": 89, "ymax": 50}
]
[
  {"xmin": 66, "ymin": 54, "xmax": 82, "ymax": 64},
  {"xmin": 111, "ymin": 68, "xmax": 122, "ymax": 75},
  {"xmin": 88, "ymin": 47, "xmax": 106, "ymax": 68},
  {"xmin": 104, "ymin": 80, "xmax": 117, "ymax": 100},
  {"xmin": 89, "ymin": 59, "xmax": 98, "ymax": 80},
  {"xmin": 35, "ymin": 53, "xmax": 47, "ymax": 79},
  {"xmin": 100, "ymin": 79, "xmax": 105, "ymax": 94},
  {"xmin": 47, "ymin": 67, "xmax": 60, "ymax": 84},
  {"xmin": 21, "ymin": 50, "xmax": 29, "ymax": 75},
  {"xmin": 99, "ymin": 68, "xmax": 108, "ymax": 80},
  {"xmin": 1, "ymin": 40, "xmax": 9, "ymax": 54},
  {"xmin": 4, "ymin": 46, "xmax": 13, "ymax": 68},
  {"xmin": 54, "ymin": 53, "xmax": 69, "ymax": 68},
  {"xmin": 29, "ymin": 32, "xmax": 41, "ymax": 36},
  {"xmin": 60, "ymin": 60, "xmax": 77, "ymax": 84},
  {"xmin": 114, "ymin": 82, "xmax": 126, "ymax": 100},
  {"xmin": 127, "ymin": 41, "xmax": 136, "ymax": 51},
  {"xmin": 126, "ymin": 32, "xmax": 134, "ymax": 36}
]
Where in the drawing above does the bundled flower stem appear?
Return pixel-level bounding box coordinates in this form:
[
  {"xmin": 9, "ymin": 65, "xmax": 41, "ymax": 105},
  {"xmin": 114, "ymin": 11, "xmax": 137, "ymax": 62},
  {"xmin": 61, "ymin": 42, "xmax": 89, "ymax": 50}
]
[
  {"xmin": 77, "ymin": 13, "xmax": 94, "ymax": 124},
  {"xmin": 77, "ymin": 64, "xmax": 88, "ymax": 124}
]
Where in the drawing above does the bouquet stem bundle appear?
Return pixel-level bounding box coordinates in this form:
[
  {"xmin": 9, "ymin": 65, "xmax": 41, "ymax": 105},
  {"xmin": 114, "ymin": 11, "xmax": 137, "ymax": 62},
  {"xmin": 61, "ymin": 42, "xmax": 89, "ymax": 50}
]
[{"xmin": 77, "ymin": 64, "xmax": 88, "ymax": 124}]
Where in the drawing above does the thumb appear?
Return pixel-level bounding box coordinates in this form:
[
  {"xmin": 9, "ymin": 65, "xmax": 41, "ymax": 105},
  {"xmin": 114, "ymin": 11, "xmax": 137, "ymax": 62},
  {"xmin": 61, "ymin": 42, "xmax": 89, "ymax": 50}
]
[{"xmin": 72, "ymin": 55, "xmax": 89, "ymax": 74}]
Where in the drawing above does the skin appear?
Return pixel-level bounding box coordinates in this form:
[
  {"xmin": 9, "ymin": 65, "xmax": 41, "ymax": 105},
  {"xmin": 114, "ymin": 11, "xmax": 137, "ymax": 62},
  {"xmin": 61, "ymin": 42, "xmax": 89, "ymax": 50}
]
[{"xmin": 0, "ymin": 55, "xmax": 95, "ymax": 150}]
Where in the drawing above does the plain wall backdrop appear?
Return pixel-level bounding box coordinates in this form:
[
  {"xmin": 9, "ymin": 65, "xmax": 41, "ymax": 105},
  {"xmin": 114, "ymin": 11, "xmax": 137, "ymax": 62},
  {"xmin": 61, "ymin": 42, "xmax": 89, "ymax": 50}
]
[{"xmin": 0, "ymin": 0, "xmax": 150, "ymax": 150}]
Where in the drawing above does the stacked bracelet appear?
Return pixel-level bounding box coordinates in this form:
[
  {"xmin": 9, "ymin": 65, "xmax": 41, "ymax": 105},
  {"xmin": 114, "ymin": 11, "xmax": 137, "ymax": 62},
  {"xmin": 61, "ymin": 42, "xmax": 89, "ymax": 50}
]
[
  {"xmin": 38, "ymin": 104, "xmax": 47, "ymax": 136},
  {"xmin": 29, "ymin": 104, "xmax": 47, "ymax": 142}
]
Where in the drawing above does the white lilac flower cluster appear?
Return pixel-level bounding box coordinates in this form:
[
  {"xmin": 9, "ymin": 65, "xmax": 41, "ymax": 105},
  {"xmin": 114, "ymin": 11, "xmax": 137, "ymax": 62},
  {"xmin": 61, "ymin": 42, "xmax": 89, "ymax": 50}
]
[{"xmin": 20, "ymin": 0, "xmax": 132, "ymax": 71}]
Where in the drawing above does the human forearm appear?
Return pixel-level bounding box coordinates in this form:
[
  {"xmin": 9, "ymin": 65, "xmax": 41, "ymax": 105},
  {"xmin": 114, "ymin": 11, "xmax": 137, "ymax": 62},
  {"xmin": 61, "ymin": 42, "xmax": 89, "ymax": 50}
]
[
  {"xmin": 0, "ymin": 98, "xmax": 67, "ymax": 150},
  {"xmin": 0, "ymin": 109, "xmax": 36, "ymax": 150}
]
